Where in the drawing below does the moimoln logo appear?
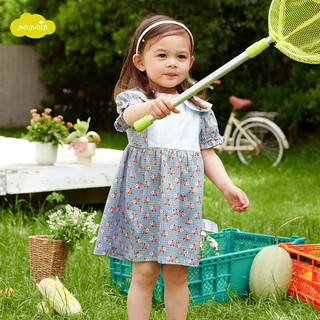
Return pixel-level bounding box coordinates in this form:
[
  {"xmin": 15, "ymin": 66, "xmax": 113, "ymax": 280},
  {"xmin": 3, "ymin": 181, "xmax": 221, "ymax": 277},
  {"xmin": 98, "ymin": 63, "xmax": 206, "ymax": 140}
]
[{"xmin": 10, "ymin": 13, "xmax": 56, "ymax": 39}]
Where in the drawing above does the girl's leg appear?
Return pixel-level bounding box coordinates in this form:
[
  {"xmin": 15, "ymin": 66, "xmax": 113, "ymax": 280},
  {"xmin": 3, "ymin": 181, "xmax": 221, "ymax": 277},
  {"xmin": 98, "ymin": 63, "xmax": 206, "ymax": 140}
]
[
  {"xmin": 161, "ymin": 264, "xmax": 189, "ymax": 320},
  {"xmin": 127, "ymin": 261, "xmax": 160, "ymax": 320}
]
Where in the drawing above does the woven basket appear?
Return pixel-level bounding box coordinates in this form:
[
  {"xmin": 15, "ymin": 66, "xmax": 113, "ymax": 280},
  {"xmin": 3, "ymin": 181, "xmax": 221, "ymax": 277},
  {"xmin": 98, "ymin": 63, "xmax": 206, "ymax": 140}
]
[{"xmin": 29, "ymin": 235, "xmax": 70, "ymax": 282}]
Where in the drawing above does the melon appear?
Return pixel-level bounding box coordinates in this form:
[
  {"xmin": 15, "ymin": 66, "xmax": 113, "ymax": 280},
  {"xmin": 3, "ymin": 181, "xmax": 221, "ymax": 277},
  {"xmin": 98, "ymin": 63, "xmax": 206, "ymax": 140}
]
[
  {"xmin": 249, "ymin": 216, "xmax": 302, "ymax": 299},
  {"xmin": 249, "ymin": 245, "xmax": 292, "ymax": 299}
]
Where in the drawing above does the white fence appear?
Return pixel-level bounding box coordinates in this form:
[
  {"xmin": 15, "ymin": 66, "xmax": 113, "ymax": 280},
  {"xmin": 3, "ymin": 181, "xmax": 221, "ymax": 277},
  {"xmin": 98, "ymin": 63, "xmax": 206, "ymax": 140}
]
[{"xmin": 0, "ymin": 44, "xmax": 49, "ymax": 128}]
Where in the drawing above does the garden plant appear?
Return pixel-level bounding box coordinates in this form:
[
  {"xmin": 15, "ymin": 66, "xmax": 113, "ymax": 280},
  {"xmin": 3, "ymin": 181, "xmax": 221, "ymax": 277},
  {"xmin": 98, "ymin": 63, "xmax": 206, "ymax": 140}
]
[{"xmin": 25, "ymin": 108, "xmax": 73, "ymax": 147}]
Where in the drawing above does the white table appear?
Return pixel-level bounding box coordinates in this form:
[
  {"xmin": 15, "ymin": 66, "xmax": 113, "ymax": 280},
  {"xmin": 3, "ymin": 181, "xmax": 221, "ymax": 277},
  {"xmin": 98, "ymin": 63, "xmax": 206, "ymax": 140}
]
[{"xmin": 0, "ymin": 137, "xmax": 123, "ymax": 197}]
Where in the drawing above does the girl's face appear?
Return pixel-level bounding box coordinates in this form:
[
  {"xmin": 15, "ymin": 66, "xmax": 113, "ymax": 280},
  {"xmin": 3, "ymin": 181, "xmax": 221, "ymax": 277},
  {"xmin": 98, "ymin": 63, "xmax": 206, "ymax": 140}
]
[{"xmin": 133, "ymin": 33, "xmax": 194, "ymax": 94}]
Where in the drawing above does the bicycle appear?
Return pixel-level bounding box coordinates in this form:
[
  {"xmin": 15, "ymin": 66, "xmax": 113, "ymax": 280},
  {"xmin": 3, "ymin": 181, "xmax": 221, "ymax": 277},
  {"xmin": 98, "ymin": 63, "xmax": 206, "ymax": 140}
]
[{"xmin": 210, "ymin": 80, "xmax": 289, "ymax": 167}]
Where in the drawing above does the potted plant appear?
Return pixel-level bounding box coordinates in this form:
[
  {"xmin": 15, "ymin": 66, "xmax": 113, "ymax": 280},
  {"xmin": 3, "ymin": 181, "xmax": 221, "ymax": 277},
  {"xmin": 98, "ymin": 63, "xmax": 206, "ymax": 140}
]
[
  {"xmin": 25, "ymin": 108, "xmax": 72, "ymax": 165},
  {"xmin": 67, "ymin": 118, "xmax": 101, "ymax": 163},
  {"xmin": 29, "ymin": 204, "xmax": 99, "ymax": 282}
]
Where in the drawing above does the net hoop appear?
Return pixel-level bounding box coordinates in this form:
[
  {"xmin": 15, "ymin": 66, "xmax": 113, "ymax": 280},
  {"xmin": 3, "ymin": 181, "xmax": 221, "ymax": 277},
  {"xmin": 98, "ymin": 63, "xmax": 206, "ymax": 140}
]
[
  {"xmin": 268, "ymin": 0, "xmax": 320, "ymax": 64},
  {"xmin": 273, "ymin": 40, "xmax": 320, "ymax": 64}
]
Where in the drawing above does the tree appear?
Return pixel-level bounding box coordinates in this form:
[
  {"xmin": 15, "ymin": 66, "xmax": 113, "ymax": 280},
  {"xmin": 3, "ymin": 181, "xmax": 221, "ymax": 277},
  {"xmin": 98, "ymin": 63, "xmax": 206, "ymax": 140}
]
[
  {"xmin": 0, "ymin": 0, "xmax": 30, "ymax": 43},
  {"xmin": 2, "ymin": 0, "xmax": 319, "ymax": 138}
]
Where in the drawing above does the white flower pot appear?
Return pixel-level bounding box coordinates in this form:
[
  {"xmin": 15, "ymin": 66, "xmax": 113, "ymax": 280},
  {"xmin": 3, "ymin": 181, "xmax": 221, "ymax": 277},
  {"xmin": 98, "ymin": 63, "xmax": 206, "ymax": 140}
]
[
  {"xmin": 74, "ymin": 143, "xmax": 96, "ymax": 164},
  {"xmin": 34, "ymin": 142, "xmax": 58, "ymax": 165}
]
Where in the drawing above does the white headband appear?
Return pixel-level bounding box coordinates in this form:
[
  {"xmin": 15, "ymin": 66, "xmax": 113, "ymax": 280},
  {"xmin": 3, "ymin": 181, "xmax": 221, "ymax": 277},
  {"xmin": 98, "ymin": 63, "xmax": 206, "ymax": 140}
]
[{"xmin": 135, "ymin": 20, "xmax": 194, "ymax": 55}]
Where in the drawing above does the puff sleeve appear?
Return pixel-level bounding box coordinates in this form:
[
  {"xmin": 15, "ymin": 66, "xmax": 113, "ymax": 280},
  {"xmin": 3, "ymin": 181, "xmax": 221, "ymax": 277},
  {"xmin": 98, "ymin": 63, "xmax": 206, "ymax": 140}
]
[
  {"xmin": 114, "ymin": 90, "xmax": 146, "ymax": 132},
  {"xmin": 199, "ymin": 109, "xmax": 224, "ymax": 150}
]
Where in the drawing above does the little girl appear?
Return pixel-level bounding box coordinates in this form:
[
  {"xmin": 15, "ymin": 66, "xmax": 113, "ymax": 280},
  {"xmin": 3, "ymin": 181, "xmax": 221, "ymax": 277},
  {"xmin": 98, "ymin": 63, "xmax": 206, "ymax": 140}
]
[{"xmin": 94, "ymin": 15, "xmax": 249, "ymax": 320}]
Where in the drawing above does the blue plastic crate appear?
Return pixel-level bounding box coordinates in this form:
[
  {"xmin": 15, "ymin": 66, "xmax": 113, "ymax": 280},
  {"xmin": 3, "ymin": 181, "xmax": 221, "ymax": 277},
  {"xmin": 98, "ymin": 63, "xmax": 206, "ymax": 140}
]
[{"xmin": 109, "ymin": 228, "xmax": 305, "ymax": 304}]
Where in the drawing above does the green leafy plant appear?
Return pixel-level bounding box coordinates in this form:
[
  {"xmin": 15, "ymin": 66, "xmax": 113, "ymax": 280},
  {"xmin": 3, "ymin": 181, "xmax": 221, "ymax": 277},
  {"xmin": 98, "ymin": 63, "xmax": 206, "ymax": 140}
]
[
  {"xmin": 46, "ymin": 204, "xmax": 99, "ymax": 251},
  {"xmin": 25, "ymin": 108, "xmax": 72, "ymax": 147},
  {"xmin": 67, "ymin": 118, "xmax": 101, "ymax": 152}
]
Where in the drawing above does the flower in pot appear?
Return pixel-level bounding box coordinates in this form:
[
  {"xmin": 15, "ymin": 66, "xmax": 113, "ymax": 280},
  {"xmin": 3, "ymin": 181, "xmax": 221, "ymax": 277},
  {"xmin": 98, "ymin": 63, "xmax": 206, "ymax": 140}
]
[
  {"xmin": 47, "ymin": 204, "xmax": 99, "ymax": 251},
  {"xmin": 29, "ymin": 204, "xmax": 99, "ymax": 282},
  {"xmin": 25, "ymin": 108, "xmax": 73, "ymax": 165},
  {"xmin": 67, "ymin": 118, "xmax": 101, "ymax": 163}
]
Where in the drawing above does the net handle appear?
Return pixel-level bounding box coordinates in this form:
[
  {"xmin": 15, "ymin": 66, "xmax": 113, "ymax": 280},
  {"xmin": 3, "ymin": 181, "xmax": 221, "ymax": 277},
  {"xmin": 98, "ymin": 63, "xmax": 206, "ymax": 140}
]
[{"xmin": 134, "ymin": 37, "xmax": 274, "ymax": 132}]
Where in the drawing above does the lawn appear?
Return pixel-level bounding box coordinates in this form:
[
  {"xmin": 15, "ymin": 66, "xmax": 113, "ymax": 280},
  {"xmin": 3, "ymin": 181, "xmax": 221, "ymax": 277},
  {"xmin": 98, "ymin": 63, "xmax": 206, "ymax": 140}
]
[{"xmin": 0, "ymin": 130, "xmax": 319, "ymax": 319}]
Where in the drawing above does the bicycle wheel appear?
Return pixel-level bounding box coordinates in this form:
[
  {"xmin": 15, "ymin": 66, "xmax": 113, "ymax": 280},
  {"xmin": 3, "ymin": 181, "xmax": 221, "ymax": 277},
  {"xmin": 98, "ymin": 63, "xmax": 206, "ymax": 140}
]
[{"xmin": 235, "ymin": 122, "xmax": 284, "ymax": 167}]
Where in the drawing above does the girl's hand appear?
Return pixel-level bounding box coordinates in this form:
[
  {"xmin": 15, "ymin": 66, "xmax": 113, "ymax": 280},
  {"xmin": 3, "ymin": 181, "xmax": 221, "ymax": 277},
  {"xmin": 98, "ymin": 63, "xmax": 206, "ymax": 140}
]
[
  {"xmin": 149, "ymin": 96, "xmax": 180, "ymax": 120},
  {"xmin": 223, "ymin": 185, "xmax": 249, "ymax": 212}
]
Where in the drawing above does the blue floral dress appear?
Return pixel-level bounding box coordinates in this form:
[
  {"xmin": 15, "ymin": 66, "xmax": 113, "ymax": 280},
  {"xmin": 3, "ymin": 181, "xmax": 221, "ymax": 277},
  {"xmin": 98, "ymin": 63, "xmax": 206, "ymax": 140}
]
[{"xmin": 94, "ymin": 89, "xmax": 223, "ymax": 266}]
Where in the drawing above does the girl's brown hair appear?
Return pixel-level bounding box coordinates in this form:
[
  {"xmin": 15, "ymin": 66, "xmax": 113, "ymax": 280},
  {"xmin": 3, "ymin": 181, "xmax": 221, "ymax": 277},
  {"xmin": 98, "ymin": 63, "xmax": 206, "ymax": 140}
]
[{"xmin": 113, "ymin": 15, "xmax": 206, "ymax": 109}]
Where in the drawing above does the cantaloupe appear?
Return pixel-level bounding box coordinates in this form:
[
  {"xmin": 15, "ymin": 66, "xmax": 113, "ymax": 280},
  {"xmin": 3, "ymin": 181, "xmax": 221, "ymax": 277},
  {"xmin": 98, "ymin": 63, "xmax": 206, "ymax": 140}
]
[
  {"xmin": 249, "ymin": 245, "xmax": 292, "ymax": 299},
  {"xmin": 249, "ymin": 217, "xmax": 302, "ymax": 299}
]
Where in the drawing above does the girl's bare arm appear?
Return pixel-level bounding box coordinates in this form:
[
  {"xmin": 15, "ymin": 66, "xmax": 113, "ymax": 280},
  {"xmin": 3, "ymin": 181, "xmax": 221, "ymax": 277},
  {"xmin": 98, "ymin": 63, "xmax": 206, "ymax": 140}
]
[{"xmin": 201, "ymin": 148, "xmax": 249, "ymax": 212}]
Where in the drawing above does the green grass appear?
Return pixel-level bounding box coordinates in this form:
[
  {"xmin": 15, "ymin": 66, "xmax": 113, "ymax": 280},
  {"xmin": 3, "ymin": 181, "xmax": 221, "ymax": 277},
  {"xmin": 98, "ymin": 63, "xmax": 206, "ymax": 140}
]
[
  {"xmin": 0, "ymin": 128, "xmax": 27, "ymax": 139},
  {"xmin": 202, "ymin": 132, "xmax": 320, "ymax": 244},
  {"xmin": 0, "ymin": 131, "xmax": 320, "ymax": 319},
  {"xmin": 98, "ymin": 131, "xmax": 127, "ymax": 150}
]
